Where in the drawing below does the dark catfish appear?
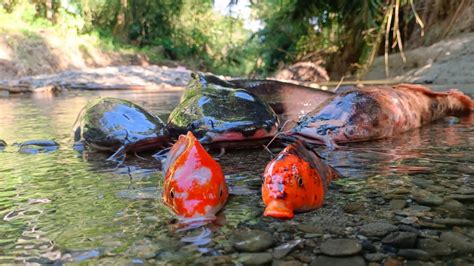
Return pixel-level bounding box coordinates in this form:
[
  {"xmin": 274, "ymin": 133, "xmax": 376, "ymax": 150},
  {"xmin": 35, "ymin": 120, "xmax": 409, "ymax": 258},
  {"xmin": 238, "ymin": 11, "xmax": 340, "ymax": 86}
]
[
  {"xmin": 288, "ymin": 84, "xmax": 474, "ymax": 148},
  {"xmin": 73, "ymin": 97, "xmax": 170, "ymax": 159},
  {"xmin": 167, "ymin": 73, "xmax": 279, "ymax": 149},
  {"xmin": 229, "ymin": 79, "xmax": 334, "ymax": 122}
]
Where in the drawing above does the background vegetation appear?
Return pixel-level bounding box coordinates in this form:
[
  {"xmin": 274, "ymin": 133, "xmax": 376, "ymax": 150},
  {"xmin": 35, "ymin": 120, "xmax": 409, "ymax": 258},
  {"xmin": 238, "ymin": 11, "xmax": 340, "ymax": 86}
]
[{"xmin": 0, "ymin": 0, "xmax": 468, "ymax": 79}]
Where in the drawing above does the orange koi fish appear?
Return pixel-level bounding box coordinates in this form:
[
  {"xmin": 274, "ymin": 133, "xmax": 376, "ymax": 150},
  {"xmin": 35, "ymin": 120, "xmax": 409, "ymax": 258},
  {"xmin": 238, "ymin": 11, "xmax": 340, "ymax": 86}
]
[
  {"xmin": 262, "ymin": 140, "xmax": 341, "ymax": 219},
  {"xmin": 163, "ymin": 131, "xmax": 229, "ymax": 219}
]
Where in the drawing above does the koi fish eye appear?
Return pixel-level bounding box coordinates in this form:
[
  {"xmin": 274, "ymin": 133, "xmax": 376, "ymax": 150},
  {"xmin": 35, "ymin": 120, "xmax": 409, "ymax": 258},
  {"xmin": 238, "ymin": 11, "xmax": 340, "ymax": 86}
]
[
  {"xmin": 170, "ymin": 189, "xmax": 175, "ymax": 199},
  {"xmin": 297, "ymin": 176, "xmax": 303, "ymax": 187}
]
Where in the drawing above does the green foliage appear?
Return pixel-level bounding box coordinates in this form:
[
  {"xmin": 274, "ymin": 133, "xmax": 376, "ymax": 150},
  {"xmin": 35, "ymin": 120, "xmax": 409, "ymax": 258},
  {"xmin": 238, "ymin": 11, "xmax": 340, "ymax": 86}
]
[
  {"xmin": 250, "ymin": 0, "xmax": 387, "ymax": 77},
  {"xmin": 1, "ymin": 0, "xmax": 425, "ymax": 78}
]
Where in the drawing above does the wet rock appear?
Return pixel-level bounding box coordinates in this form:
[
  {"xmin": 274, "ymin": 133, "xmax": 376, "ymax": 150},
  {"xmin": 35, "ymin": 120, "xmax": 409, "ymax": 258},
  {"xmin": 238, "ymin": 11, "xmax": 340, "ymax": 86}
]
[
  {"xmin": 397, "ymin": 249, "xmax": 430, "ymax": 260},
  {"xmin": 418, "ymin": 229, "xmax": 439, "ymax": 239},
  {"xmin": 364, "ymin": 252, "xmax": 387, "ymax": 262},
  {"xmin": 310, "ymin": 256, "xmax": 365, "ymax": 266},
  {"xmin": 446, "ymin": 194, "xmax": 474, "ymax": 203},
  {"xmin": 231, "ymin": 229, "xmax": 275, "ymax": 252},
  {"xmin": 320, "ymin": 239, "xmax": 362, "ymax": 256},
  {"xmin": 456, "ymin": 164, "xmax": 474, "ymax": 175},
  {"xmin": 383, "ymin": 257, "xmax": 404, "ymax": 266},
  {"xmin": 272, "ymin": 259, "xmax": 303, "ymax": 266},
  {"xmin": 389, "ymin": 199, "xmax": 407, "ymax": 210},
  {"xmin": 359, "ymin": 222, "xmax": 398, "ymax": 237},
  {"xmin": 439, "ymin": 231, "xmax": 474, "ymax": 254},
  {"xmin": 411, "ymin": 177, "xmax": 434, "ymax": 188},
  {"xmin": 236, "ymin": 252, "xmax": 273, "ymax": 265},
  {"xmin": 17, "ymin": 139, "xmax": 60, "ymax": 154},
  {"xmin": 417, "ymin": 238, "xmax": 452, "ymax": 256},
  {"xmin": 326, "ymin": 226, "xmax": 345, "ymax": 236},
  {"xmin": 400, "ymin": 216, "xmax": 419, "ymax": 225},
  {"xmin": 303, "ymin": 233, "xmax": 322, "ymax": 239},
  {"xmin": 457, "ymin": 187, "xmax": 474, "ymax": 194},
  {"xmin": 411, "ymin": 190, "xmax": 444, "ymax": 206},
  {"xmin": 297, "ymin": 224, "xmax": 322, "ymax": 234},
  {"xmin": 404, "ymin": 261, "xmax": 436, "ymax": 266},
  {"xmin": 382, "ymin": 231, "xmax": 418, "ymax": 248},
  {"xmin": 398, "ymin": 225, "xmax": 420, "ymax": 235},
  {"xmin": 293, "ymin": 250, "xmax": 313, "ymax": 263},
  {"xmin": 194, "ymin": 255, "xmax": 232, "ymax": 265},
  {"xmin": 436, "ymin": 199, "xmax": 465, "ymax": 217},
  {"xmin": 360, "ymin": 239, "xmax": 377, "ymax": 252},
  {"xmin": 449, "ymin": 258, "xmax": 474, "ymax": 266},
  {"xmin": 417, "ymin": 219, "xmax": 446, "ymax": 229},
  {"xmin": 343, "ymin": 202, "xmax": 364, "ymax": 213},
  {"xmin": 382, "ymin": 244, "xmax": 398, "ymax": 254},
  {"xmin": 64, "ymin": 249, "xmax": 102, "ymax": 262},
  {"xmin": 272, "ymin": 239, "xmax": 303, "ymax": 259},
  {"xmin": 20, "ymin": 139, "xmax": 59, "ymax": 146},
  {"xmin": 432, "ymin": 218, "xmax": 474, "ymax": 227}
]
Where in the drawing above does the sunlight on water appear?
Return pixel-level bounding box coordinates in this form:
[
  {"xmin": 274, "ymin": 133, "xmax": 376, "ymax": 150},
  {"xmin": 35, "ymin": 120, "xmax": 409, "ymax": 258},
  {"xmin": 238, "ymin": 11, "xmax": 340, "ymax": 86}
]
[{"xmin": 0, "ymin": 90, "xmax": 472, "ymax": 264}]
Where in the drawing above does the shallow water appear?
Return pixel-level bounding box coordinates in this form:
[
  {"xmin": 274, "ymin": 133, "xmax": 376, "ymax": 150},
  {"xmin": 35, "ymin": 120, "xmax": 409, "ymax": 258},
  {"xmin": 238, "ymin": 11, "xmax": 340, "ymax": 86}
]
[{"xmin": 0, "ymin": 90, "xmax": 473, "ymax": 264}]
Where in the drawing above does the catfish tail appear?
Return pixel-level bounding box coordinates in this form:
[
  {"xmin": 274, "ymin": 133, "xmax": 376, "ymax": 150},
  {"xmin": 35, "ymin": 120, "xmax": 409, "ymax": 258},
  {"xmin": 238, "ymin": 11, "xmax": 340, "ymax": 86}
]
[{"xmin": 447, "ymin": 89, "xmax": 474, "ymax": 111}]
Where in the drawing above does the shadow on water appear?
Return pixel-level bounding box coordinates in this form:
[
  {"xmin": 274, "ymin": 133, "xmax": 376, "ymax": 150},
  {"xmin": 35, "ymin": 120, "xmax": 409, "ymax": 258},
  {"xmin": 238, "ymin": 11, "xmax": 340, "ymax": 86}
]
[{"xmin": 0, "ymin": 90, "xmax": 473, "ymax": 264}]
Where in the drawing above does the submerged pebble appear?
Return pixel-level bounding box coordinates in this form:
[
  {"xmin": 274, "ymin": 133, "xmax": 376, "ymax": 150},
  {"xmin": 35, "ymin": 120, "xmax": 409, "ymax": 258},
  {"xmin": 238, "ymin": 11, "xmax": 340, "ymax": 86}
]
[
  {"xmin": 16, "ymin": 139, "xmax": 60, "ymax": 154},
  {"xmin": 231, "ymin": 229, "xmax": 275, "ymax": 252},
  {"xmin": 320, "ymin": 239, "xmax": 362, "ymax": 256},
  {"xmin": 439, "ymin": 231, "xmax": 474, "ymax": 254},
  {"xmin": 397, "ymin": 249, "xmax": 430, "ymax": 260},
  {"xmin": 381, "ymin": 231, "xmax": 418, "ymax": 249},
  {"xmin": 411, "ymin": 190, "xmax": 444, "ymax": 206},
  {"xmin": 417, "ymin": 238, "xmax": 452, "ymax": 256},
  {"xmin": 359, "ymin": 222, "xmax": 398, "ymax": 237},
  {"xmin": 310, "ymin": 255, "xmax": 365, "ymax": 266},
  {"xmin": 272, "ymin": 239, "xmax": 304, "ymax": 259},
  {"xmin": 389, "ymin": 199, "xmax": 407, "ymax": 210},
  {"xmin": 236, "ymin": 252, "xmax": 273, "ymax": 265}
]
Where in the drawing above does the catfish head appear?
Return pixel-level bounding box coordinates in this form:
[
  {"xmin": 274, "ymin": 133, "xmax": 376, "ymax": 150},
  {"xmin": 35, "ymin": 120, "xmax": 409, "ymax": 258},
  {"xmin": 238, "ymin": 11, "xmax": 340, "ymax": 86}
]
[{"xmin": 290, "ymin": 90, "xmax": 390, "ymax": 147}]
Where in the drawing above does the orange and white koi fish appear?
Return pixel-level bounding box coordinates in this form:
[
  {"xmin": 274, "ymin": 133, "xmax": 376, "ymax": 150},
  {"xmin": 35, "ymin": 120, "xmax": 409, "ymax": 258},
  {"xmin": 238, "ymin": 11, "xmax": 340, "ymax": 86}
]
[
  {"xmin": 262, "ymin": 140, "xmax": 341, "ymax": 219},
  {"xmin": 163, "ymin": 131, "xmax": 229, "ymax": 219}
]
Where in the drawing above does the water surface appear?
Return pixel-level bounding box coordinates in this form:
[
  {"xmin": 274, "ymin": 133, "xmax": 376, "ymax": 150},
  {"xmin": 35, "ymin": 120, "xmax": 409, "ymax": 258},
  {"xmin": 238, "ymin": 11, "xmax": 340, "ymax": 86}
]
[{"xmin": 0, "ymin": 90, "xmax": 472, "ymax": 264}]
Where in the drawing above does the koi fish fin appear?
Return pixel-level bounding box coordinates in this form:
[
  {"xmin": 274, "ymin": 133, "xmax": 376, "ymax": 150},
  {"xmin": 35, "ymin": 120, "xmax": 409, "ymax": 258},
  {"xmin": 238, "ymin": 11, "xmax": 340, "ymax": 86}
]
[{"xmin": 290, "ymin": 140, "xmax": 344, "ymax": 183}]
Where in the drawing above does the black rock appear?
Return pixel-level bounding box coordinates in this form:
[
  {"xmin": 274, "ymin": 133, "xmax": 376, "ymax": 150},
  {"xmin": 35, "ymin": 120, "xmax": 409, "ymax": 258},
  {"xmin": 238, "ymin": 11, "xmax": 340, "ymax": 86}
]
[
  {"xmin": 310, "ymin": 256, "xmax": 365, "ymax": 266},
  {"xmin": 382, "ymin": 231, "xmax": 418, "ymax": 249},
  {"xmin": 397, "ymin": 249, "xmax": 430, "ymax": 260}
]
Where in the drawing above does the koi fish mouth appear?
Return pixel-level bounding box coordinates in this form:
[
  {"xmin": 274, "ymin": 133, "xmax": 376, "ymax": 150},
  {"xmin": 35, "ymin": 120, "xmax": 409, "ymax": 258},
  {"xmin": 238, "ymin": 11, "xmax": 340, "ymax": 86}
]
[{"xmin": 263, "ymin": 200, "xmax": 294, "ymax": 219}]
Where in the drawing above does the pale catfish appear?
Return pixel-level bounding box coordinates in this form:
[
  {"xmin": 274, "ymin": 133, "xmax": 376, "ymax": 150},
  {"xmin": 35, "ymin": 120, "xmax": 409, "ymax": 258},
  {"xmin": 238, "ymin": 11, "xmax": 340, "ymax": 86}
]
[{"xmin": 288, "ymin": 84, "xmax": 474, "ymax": 148}]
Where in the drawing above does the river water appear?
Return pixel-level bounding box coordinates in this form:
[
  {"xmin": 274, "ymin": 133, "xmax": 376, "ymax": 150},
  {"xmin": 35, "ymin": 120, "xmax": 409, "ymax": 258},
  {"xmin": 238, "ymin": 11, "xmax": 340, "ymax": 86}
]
[{"xmin": 0, "ymin": 89, "xmax": 473, "ymax": 264}]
